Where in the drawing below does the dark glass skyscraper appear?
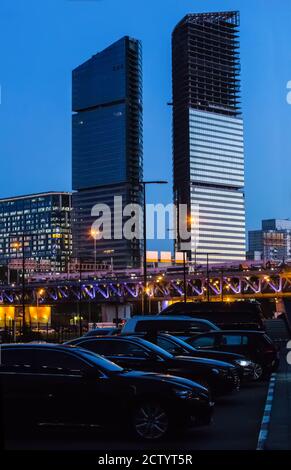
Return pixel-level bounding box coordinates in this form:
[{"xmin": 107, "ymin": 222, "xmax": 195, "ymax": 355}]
[
  {"xmin": 72, "ymin": 36, "xmax": 143, "ymax": 268},
  {"xmin": 172, "ymin": 12, "xmax": 246, "ymax": 264}
]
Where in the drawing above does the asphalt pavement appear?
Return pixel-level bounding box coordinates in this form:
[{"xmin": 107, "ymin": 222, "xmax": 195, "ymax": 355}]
[
  {"xmin": 4, "ymin": 381, "xmax": 268, "ymax": 451},
  {"xmin": 265, "ymin": 346, "xmax": 291, "ymax": 450}
]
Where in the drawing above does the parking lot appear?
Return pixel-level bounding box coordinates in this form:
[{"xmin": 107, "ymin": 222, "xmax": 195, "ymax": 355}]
[{"xmin": 4, "ymin": 381, "xmax": 268, "ymax": 451}]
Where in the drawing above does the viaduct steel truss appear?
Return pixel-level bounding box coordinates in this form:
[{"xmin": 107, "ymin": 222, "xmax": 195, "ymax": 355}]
[{"xmin": 1, "ymin": 268, "xmax": 291, "ymax": 305}]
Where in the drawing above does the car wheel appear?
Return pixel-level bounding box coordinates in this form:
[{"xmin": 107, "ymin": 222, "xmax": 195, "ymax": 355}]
[
  {"xmin": 132, "ymin": 401, "xmax": 170, "ymax": 441},
  {"xmin": 253, "ymin": 363, "xmax": 264, "ymax": 381}
]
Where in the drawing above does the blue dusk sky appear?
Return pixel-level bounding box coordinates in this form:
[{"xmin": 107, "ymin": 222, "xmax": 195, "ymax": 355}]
[{"xmin": 0, "ymin": 0, "xmax": 291, "ymax": 251}]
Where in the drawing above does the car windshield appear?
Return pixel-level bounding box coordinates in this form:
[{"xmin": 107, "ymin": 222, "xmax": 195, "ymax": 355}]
[
  {"xmin": 136, "ymin": 338, "xmax": 174, "ymax": 359},
  {"xmin": 75, "ymin": 347, "xmax": 124, "ymax": 373},
  {"xmin": 164, "ymin": 335, "xmax": 197, "ymax": 352}
]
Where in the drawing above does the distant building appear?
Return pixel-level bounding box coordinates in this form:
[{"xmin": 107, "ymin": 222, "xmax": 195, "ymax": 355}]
[
  {"xmin": 172, "ymin": 11, "xmax": 246, "ymax": 264},
  {"xmin": 0, "ymin": 192, "xmax": 72, "ymax": 274},
  {"xmin": 72, "ymin": 36, "xmax": 143, "ymax": 268},
  {"xmin": 248, "ymin": 219, "xmax": 291, "ymax": 261}
]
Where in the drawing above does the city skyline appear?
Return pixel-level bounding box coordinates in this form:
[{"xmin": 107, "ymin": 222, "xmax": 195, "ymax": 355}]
[{"xmin": 1, "ymin": 0, "xmax": 291, "ymax": 252}]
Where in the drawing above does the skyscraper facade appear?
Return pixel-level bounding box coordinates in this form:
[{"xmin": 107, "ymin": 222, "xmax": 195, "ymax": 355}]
[
  {"xmin": 172, "ymin": 11, "xmax": 246, "ymax": 264},
  {"xmin": 0, "ymin": 192, "xmax": 72, "ymax": 274},
  {"xmin": 249, "ymin": 219, "xmax": 291, "ymax": 262},
  {"xmin": 72, "ymin": 36, "xmax": 143, "ymax": 268}
]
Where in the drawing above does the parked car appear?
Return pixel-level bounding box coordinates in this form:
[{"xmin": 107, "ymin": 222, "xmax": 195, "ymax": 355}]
[
  {"xmin": 129, "ymin": 332, "xmax": 255, "ymax": 381},
  {"xmin": 66, "ymin": 336, "xmax": 241, "ymax": 396},
  {"xmin": 184, "ymin": 330, "xmax": 279, "ymax": 380},
  {"xmin": 84, "ymin": 327, "xmax": 120, "ymax": 337},
  {"xmin": 0, "ymin": 343, "xmax": 213, "ymax": 441},
  {"xmin": 121, "ymin": 315, "xmax": 219, "ymax": 338},
  {"xmin": 159, "ymin": 301, "xmax": 265, "ymax": 330}
]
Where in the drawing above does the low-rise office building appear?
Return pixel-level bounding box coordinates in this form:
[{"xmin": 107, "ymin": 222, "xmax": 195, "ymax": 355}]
[{"xmin": 0, "ymin": 191, "xmax": 72, "ymax": 275}]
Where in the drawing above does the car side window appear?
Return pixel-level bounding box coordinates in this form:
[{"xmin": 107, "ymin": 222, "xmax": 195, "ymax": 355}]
[
  {"xmin": 242, "ymin": 336, "xmax": 249, "ymax": 345},
  {"xmin": 33, "ymin": 350, "xmax": 89, "ymax": 376},
  {"xmin": 80, "ymin": 340, "xmax": 150, "ymax": 359},
  {"xmin": 78, "ymin": 340, "xmax": 113, "ymax": 356},
  {"xmin": 0, "ymin": 349, "xmax": 34, "ymax": 371},
  {"xmin": 109, "ymin": 341, "xmax": 150, "ymax": 359},
  {"xmin": 222, "ymin": 335, "xmax": 242, "ymax": 346},
  {"xmin": 192, "ymin": 336, "xmax": 216, "ymax": 348},
  {"xmin": 157, "ymin": 337, "xmax": 185, "ymax": 355},
  {"xmin": 195, "ymin": 321, "xmax": 215, "ymax": 332}
]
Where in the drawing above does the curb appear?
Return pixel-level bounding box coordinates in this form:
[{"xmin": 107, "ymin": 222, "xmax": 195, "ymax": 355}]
[{"xmin": 256, "ymin": 373, "xmax": 276, "ymax": 450}]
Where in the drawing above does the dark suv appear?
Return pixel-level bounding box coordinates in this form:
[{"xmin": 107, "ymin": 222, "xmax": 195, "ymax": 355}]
[
  {"xmin": 0, "ymin": 343, "xmax": 214, "ymax": 441},
  {"xmin": 159, "ymin": 301, "xmax": 265, "ymax": 330},
  {"xmin": 185, "ymin": 331, "xmax": 279, "ymax": 380},
  {"xmin": 121, "ymin": 315, "xmax": 219, "ymax": 338}
]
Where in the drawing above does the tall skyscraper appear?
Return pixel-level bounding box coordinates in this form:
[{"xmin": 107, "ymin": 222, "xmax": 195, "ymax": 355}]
[
  {"xmin": 172, "ymin": 11, "xmax": 246, "ymax": 264},
  {"xmin": 72, "ymin": 36, "xmax": 143, "ymax": 268}
]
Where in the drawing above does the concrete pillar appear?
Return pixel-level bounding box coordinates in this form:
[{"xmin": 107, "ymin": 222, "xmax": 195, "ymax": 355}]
[
  {"xmin": 275, "ymin": 298, "xmax": 286, "ymax": 318},
  {"xmin": 101, "ymin": 304, "xmax": 132, "ymax": 323}
]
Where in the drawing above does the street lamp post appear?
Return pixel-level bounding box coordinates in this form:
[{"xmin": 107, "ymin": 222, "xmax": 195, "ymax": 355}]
[
  {"xmin": 139, "ymin": 180, "xmax": 168, "ymax": 314},
  {"xmin": 36, "ymin": 288, "xmax": 44, "ymax": 320},
  {"xmin": 206, "ymin": 253, "xmax": 210, "ymax": 302},
  {"xmin": 206, "ymin": 252, "xmax": 221, "ymax": 302},
  {"xmin": 103, "ymin": 249, "xmax": 115, "ymax": 274},
  {"xmin": 176, "ymin": 249, "xmax": 188, "ymax": 304},
  {"xmin": 90, "ymin": 229, "xmax": 99, "ymax": 272},
  {"xmin": 21, "ymin": 232, "xmax": 26, "ymax": 335}
]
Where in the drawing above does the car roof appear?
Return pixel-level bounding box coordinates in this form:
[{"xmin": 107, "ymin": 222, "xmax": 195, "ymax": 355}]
[
  {"xmin": 73, "ymin": 335, "xmax": 139, "ymax": 342},
  {"xmin": 129, "ymin": 315, "xmax": 215, "ymax": 323},
  {"xmin": 90, "ymin": 327, "xmax": 117, "ymax": 331},
  {"xmin": 192, "ymin": 330, "xmax": 265, "ymax": 336},
  {"xmin": 1, "ymin": 343, "xmax": 84, "ymax": 351}
]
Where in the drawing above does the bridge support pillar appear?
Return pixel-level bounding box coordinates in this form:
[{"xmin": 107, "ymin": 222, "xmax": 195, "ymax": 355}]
[
  {"xmin": 101, "ymin": 303, "xmax": 132, "ymax": 324},
  {"xmin": 275, "ymin": 298, "xmax": 286, "ymax": 318}
]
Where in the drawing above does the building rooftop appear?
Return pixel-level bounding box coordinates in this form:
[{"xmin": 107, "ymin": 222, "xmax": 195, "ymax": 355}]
[
  {"xmin": 0, "ymin": 191, "xmax": 72, "ymax": 203},
  {"xmin": 173, "ymin": 10, "xmax": 240, "ymax": 32}
]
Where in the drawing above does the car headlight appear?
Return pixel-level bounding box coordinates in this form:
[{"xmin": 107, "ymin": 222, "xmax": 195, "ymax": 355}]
[
  {"xmin": 235, "ymin": 359, "xmax": 252, "ymax": 367},
  {"xmin": 173, "ymin": 388, "xmax": 193, "ymax": 399}
]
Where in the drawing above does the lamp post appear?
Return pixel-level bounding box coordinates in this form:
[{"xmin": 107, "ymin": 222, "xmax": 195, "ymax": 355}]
[
  {"xmin": 36, "ymin": 288, "xmax": 44, "ymax": 320},
  {"xmin": 176, "ymin": 249, "xmax": 188, "ymax": 304},
  {"xmin": 90, "ymin": 229, "xmax": 99, "ymax": 273},
  {"xmin": 206, "ymin": 252, "xmax": 221, "ymax": 302},
  {"xmin": 10, "ymin": 235, "xmax": 26, "ymax": 335},
  {"xmin": 21, "ymin": 232, "xmax": 25, "ymax": 334},
  {"xmin": 139, "ymin": 180, "xmax": 168, "ymax": 314},
  {"xmin": 103, "ymin": 249, "xmax": 115, "ymax": 274}
]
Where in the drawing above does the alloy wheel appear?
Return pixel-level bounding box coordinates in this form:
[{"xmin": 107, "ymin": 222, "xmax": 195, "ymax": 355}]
[
  {"xmin": 133, "ymin": 402, "xmax": 169, "ymax": 440},
  {"xmin": 253, "ymin": 363, "xmax": 263, "ymax": 381}
]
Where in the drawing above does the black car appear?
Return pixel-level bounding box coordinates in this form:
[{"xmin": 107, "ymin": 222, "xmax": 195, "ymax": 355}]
[
  {"xmin": 130, "ymin": 333, "xmax": 255, "ymax": 381},
  {"xmin": 84, "ymin": 327, "xmax": 120, "ymax": 337},
  {"xmin": 0, "ymin": 343, "xmax": 213, "ymax": 441},
  {"xmin": 121, "ymin": 315, "xmax": 219, "ymax": 338},
  {"xmin": 66, "ymin": 336, "xmax": 241, "ymax": 396},
  {"xmin": 159, "ymin": 301, "xmax": 265, "ymax": 330},
  {"xmin": 185, "ymin": 330, "xmax": 279, "ymax": 380}
]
